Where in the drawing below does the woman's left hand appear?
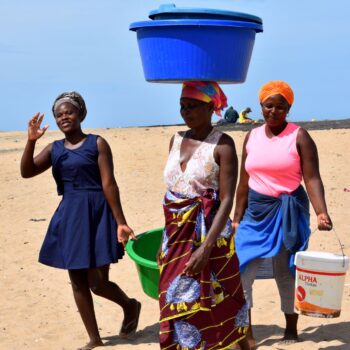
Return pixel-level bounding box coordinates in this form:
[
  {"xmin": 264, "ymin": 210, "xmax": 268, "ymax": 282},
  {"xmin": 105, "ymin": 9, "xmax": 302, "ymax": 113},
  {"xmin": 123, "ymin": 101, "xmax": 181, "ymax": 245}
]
[
  {"xmin": 183, "ymin": 245, "xmax": 211, "ymax": 276},
  {"xmin": 317, "ymin": 213, "xmax": 333, "ymax": 231},
  {"xmin": 117, "ymin": 224, "xmax": 136, "ymax": 247}
]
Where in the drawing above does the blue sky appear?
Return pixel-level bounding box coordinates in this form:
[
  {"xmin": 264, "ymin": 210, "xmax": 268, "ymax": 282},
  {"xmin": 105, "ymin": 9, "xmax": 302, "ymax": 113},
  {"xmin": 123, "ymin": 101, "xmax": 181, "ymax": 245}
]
[{"xmin": 1, "ymin": 0, "xmax": 349, "ymax": 131}]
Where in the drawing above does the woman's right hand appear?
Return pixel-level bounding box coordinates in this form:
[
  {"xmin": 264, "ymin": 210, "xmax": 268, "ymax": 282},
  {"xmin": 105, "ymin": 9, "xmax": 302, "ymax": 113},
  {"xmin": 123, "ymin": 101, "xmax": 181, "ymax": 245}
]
[
  {"xmin": 317, "ymin": 213, "xmax": 333, "ymax": 231},
  {"xmin": 232, "ymin": 221, "xmax": 239, "ymax": 234},
  {"xmin": 117, "ymin": 224, "xmax": 136, "ymax": 247},
  {"xmin": 28, "ymin": 113, "xmax": 49, "ymax": 141}
]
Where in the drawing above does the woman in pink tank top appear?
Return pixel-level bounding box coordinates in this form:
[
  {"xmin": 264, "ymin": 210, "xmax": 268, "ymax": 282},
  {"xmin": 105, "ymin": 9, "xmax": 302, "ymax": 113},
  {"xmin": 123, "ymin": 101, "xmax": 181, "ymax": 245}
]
[
  {"xmin": 233, "ymin": 81, "xmax": 332, "ymax": 348},
  {"xmin": 159, "ymin": 81, "xmax": 251, "ymax": 350}
]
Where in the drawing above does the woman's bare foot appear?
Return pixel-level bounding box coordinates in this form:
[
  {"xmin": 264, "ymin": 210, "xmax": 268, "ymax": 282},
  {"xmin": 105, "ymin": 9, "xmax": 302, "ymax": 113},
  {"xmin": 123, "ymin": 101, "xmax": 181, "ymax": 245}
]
[
  {"xmin": 244, "ymin": 310, "xmax": 256, "ymax": 349},
  {"xmin": 119, "ymin": 298, "xmax": 141, "ymax": 338},
  {"xmin": 77, "ymin": 339, "xmax": 104, "ymax": 350},
  {"xmin": 278, "ymin": 330, "xmax": 299, "ymax": 345},
  {"xmin": 279, "ymin": 313, "xmax": 299, "ymax": 344},
  {"xmin": 246, "ymin": 336, "xmax": 256, "ymax": 349},
  {"xmin": 228, "ymin": 336, "xmax": 256, "ymax": 350}
]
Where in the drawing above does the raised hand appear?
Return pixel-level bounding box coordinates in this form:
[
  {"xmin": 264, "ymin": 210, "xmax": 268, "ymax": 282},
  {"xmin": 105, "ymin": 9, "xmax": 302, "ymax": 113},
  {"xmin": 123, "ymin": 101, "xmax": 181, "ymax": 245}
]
[{"xmin": 28, "ymin": 112, "xmax": 49, "ymax": 141}]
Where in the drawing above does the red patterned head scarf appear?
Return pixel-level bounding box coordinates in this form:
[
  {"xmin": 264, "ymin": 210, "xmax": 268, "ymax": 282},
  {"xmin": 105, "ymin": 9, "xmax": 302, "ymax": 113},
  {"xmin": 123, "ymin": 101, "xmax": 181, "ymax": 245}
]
[
  {"xmin": 181, "ymin": 81, "xmax": 228, "ymax": 116},
  {"xmin": 258, "ymin": 80, "xmax": 294, "ymax": 106}
]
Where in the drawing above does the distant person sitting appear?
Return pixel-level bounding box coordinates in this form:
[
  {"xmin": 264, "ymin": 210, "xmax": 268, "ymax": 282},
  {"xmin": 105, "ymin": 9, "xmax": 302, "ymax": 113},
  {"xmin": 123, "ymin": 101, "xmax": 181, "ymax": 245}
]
[
  {"xmin": 239, "ymin": 107, "xmax": 254, "ymax": 123},
  {"xmin": 217, "ymin": 106, "xmax": 239, "ymax": 125}
]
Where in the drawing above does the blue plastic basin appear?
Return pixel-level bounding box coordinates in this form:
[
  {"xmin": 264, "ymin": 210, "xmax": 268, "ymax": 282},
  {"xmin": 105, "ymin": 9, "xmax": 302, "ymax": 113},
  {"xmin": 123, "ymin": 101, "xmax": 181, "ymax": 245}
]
[{"xmin": 130, "ymin": 18, "xmax": 262, "ymax": 83}]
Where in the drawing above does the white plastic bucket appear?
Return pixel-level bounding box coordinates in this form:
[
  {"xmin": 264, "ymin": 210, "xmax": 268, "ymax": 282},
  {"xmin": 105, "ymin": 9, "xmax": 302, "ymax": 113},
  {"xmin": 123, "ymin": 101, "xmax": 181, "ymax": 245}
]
[{"xmin": 294, "ymin": 251, "xmax": 349, "ymax": 318}]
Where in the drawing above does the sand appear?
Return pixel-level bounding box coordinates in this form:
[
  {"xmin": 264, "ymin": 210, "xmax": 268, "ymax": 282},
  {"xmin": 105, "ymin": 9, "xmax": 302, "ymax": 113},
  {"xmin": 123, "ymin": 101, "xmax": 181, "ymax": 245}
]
[{"xmin": 0, "ymin": 124, "xmax": 349, "ymax": 350}]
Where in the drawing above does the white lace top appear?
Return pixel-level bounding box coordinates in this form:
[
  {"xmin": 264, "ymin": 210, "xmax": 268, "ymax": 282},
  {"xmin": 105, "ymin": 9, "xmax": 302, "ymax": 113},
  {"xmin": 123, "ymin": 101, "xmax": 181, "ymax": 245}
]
[{"xmin": 163, "ymin": 128, "xmax": 223, "ymax": 197}]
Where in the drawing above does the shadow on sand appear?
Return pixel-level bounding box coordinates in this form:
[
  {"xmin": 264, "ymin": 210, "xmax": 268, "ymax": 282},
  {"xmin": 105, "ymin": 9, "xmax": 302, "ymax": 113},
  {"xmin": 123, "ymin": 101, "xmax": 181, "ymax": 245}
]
[
  {"xmin": 254, "ymin": 321, "xmax": 350, "ymax": 349},
  {"xmin": 100, "ymin": 321, "xmax": 350, "ymax": 348},
  {"xmin": 102, "ymin": 322, "xmax": 159, "ymax": 347}
]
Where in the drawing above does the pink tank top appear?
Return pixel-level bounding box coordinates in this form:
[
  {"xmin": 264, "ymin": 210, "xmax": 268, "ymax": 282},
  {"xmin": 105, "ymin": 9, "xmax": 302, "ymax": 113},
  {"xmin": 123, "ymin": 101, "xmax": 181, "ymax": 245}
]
[{"xmin": 245, "ymin": 122, "xmax": 302, "ymax": 197}]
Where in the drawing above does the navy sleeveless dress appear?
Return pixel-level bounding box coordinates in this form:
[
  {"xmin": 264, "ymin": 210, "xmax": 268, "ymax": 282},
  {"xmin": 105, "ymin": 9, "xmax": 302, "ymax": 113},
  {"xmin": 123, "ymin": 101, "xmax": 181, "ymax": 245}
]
[{"xmin": 39, "ymin": 134, "xmax": 124, "ymax": 269}]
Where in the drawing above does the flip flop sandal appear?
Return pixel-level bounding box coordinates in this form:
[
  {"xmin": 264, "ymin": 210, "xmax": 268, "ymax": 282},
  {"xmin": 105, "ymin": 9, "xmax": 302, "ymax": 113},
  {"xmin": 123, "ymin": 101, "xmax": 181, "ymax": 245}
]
[{"xmin": 119, "ymin": 299, "xmax": 142, "ymax": 338}]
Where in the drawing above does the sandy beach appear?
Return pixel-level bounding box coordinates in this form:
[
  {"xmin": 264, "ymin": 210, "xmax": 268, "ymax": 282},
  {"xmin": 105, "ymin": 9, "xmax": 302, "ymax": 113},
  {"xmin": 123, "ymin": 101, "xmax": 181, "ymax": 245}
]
[{"xmin": 1, "ymin": 123, "xmax": 349, "ymax": 350}]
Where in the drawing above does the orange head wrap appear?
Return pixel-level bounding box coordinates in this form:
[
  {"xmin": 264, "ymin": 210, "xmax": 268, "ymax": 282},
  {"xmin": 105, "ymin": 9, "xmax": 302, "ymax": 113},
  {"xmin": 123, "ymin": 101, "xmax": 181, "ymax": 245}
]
[{"xmin": 258, "ymin": 80, "xmax": 294, "ymax": 106}]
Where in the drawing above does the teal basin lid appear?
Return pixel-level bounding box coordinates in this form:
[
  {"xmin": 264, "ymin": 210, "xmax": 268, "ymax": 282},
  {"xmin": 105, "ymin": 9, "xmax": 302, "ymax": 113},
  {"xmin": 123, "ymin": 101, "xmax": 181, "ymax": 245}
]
[
  {"xmin": 149, "ymin": 3, "xmax": 263, "ymax": 25},
  {"xmin": 129, "ymin": 19, "xmax": 263, "ymax": 33}
]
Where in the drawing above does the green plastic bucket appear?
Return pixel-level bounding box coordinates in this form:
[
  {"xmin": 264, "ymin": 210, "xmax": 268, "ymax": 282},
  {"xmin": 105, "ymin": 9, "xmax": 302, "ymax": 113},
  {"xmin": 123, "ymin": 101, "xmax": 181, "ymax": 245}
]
[{"xmin": 126, "ymin": 228, "xmax": 162, "ymax": 300}]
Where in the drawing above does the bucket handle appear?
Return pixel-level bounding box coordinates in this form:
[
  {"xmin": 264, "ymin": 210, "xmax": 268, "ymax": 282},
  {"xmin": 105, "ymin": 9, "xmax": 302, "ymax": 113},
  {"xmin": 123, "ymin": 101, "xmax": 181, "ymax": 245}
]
[
  {"xmin": 332, "ymin": 227, "xmax": 347, "ymax": 268},
  {"xmin": 309, "ymin": 227, "xmax": 346, "ymax": 268}
]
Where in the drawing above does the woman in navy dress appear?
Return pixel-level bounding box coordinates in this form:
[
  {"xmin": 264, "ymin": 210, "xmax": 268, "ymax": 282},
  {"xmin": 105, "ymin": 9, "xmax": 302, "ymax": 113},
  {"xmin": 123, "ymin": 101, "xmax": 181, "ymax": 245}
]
[{"xmin": 20, "ymin": 92, "xmax": 141, "ymax": 350}]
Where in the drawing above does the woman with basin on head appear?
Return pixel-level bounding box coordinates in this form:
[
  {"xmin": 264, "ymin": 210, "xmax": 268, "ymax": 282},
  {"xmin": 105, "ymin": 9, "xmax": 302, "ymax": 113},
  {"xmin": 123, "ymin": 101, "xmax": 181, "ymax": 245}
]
[
  {"xmin": 158, "ymin": 81, "xmax": 250, "ymax": 350},
  {"xmin": 20, "ymin": 92, "xmax": 141, "ymax": 350},
  {"xmin": 233, "ymin": 80, "xmax": 333, "ymax": 347}
]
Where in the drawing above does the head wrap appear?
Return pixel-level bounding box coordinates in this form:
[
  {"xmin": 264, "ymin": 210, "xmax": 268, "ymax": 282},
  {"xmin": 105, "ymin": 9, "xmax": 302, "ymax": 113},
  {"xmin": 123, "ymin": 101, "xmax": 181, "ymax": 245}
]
[
  {"xmin": 258, "ymin": 80, "xmax": 294, "ymax": 106},
  {"xmin": 52, "ymin": 91, "xmax": 87, "ymax": 121},
  {"xmin": 181, "ymin": 81, "xmax": 228, "ymax": 116}
]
